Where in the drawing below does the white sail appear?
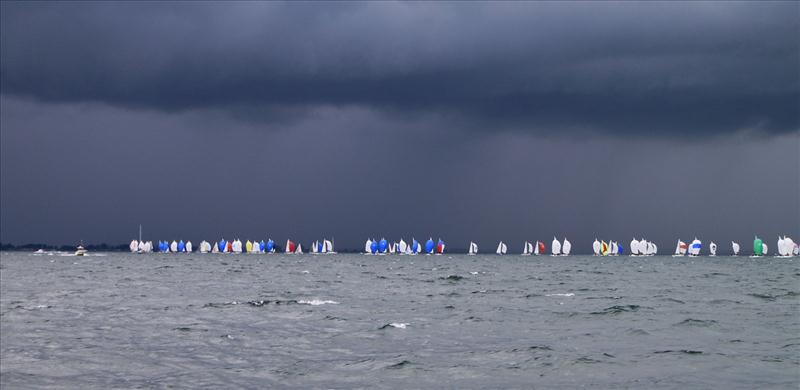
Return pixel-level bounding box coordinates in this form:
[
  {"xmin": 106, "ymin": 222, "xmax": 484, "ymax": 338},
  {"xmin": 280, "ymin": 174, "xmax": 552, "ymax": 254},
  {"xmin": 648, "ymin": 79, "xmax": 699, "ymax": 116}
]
[
  {"xmin": 551, "ymin": 238, "xmax": 561, "ymax": 255},
  {"xmin": 778, "ymin": 236, "xmax": 794, "ymax": 256},
  {"xmin": 211, "ymin": 242, "xmax": 219, "ymax": 253},
  {"xmin": 312, "ymin": 241, "xmax": 319, "ymax": 253},
  {"xmin": 295, "ymin": 243, "xmax": 303, "ymax": 254},
  {"xmin": 652, "ymin": 243, "xmax": 658, "ymax": 255},
  {"xmin": 731, "ymin": 241, "xmax": 740, "ymax": 255},
  {"xmin": 709, "ymin": 242, "xmax": 717, "ymax": 256},
  {"xmin": 364, "ymin": 239, "xmax": 372, "ymax": 254},
  {"xmin": 526, "ymin": 241, "xmax": 533, "ymax": 255},
  {"xmin": 324, "ymin": 239, "xmax": 334, "ymax": 253},
  {"xmin": 468, "ymin": 241, "xmax": 478, "ymax": 255},
  {"xmin": 138, "ymin": 240, "xmax": 147, "ymax": 252},
  {"xmin": 186, "ymin": 241, "xmax": 193, "ymax": 253},
  {"xmin": 762, "ymin": 242, "xmax": 768, "ymax": 255},
  {"xmin": 496, "ymin": 241, "xmax": 506, "ymax": 255},
  {"xmin": 170, "ymin": 240, "xmax": 178, "ymax": 253},
  {"xmin": 234, "ymin": 239, "xmax": 243, "ymax": 254},
  {"xmin": 629, "ymin": 239, "xmax": 638, "ymax": 255},
  {"xmin": 534, "ymin": 241, "xmax": 540, "ymax": 255},
  {"xmin": 200, "ymin": 240, "xmax": 209, "ymax": 253},
  {"xmin": 398, "ymin": 239, "xmax": 408, "ymax": 254},
  {"xmin": 129, "ymin": 240, "xmax": 138, "ymax": 253},
  {"xmin": 592, "ymin": 239, "xmax": 601, "ymax": 255},
  {"xmin": 776, "ymin": 237, "xmax": 784, "ymax": 256},
  {"xmin": 562, "ymin": 238, "xmax": 571, "ymax": 255}
]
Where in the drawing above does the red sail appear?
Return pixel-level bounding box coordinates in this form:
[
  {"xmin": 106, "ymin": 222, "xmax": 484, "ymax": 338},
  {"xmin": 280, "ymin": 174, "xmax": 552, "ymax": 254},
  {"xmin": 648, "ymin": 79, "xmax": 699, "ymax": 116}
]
[
  {"xmin": 538, "ymin": 241, "xmax": 545, "ymax": 253},
  {"xmin": 287, "ymin": 240, "xmax": 296, "ymax": 252},
  {"xmin": 436, "ymin": 243, "xmax": 444, "ymax": 254},
  {"xmin": 226, "ymin": 241, "xmax": 232, "ymax": 252}
]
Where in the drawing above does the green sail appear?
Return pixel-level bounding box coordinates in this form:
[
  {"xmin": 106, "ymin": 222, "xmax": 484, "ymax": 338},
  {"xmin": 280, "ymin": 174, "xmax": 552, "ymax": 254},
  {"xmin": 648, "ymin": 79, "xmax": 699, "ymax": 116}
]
[{"xmin": 753, "ymin": 237, "xmax": 763, "ymax": 256}]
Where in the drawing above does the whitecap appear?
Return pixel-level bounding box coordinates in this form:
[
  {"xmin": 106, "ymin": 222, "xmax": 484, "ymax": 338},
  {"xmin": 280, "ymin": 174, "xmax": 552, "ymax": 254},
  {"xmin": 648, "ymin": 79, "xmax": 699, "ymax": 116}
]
[
  {"xmin": 389, "ymin": 322, "xmax": 408, "ymax": 329},
  {"xmin": 298, "ymin": 299, "xmax": 339, "ymax": 306},
  {"xmin": 546, "ymin": 293, "xmax": 575, "ymax": 297},
  {"xmin": 470, "ymin": 271, "xmax": 479, "ymax": 275}
]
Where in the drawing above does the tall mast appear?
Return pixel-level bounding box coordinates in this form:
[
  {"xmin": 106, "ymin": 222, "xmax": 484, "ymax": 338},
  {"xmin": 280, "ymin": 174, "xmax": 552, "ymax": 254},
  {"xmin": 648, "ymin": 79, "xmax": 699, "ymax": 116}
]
[{"xmin": 139, "ymin": 224, "xmax": 142, "ymax": 242}]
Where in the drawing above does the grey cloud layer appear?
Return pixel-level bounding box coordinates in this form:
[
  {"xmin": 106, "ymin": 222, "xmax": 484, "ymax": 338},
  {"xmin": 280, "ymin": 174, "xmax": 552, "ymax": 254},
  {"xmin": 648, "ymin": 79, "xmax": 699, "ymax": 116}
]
[{"xmin": 2, "ymin": 2, "xmax": 798, "ymax": 136}]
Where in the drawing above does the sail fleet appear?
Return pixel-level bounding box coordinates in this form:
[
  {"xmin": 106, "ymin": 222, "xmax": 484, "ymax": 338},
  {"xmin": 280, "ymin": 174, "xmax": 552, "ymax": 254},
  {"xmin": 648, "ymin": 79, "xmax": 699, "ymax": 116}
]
[{"xmin": 128, "ymin": 235, "xmax": 799, "ymax": 257}]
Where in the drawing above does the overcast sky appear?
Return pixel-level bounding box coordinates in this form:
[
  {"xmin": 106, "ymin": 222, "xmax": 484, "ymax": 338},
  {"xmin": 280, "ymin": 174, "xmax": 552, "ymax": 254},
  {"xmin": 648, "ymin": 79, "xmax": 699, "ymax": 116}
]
[{"xmin": 1, "ymin": 1, "xmax": 798, "ymax": 252}]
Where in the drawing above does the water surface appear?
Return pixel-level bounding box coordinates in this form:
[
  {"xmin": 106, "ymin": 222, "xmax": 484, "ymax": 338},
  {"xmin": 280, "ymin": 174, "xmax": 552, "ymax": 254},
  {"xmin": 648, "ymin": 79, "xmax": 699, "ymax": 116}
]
[{"xmin": 1, "ymin": 252, "xmax": 798, "ymax": 388}]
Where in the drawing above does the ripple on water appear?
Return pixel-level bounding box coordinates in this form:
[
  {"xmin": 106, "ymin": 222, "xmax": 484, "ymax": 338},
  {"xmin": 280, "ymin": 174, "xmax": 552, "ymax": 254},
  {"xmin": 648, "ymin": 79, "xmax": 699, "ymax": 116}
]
[{"xmin": 590, "ymin": 305, "xmax": 642, "ymax": 315}]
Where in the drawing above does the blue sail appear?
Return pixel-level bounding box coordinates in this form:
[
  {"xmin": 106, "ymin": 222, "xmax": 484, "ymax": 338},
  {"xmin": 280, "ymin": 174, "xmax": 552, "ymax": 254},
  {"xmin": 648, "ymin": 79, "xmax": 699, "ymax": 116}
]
[
  {"xmin": 178, "ymin": 240, "xmax": 185, "ymax": 252},
  {"xmin": 218, "ymin": 239, "xmax": 226, "ymax": 252},
  {"xmin": 379, "ymin": 238, "xmax": 388, "ymax": 253},
  {"xmin": 690, "ymin": 243, "xmax": 701, "ymax": 249},
  {"xmin": 370, "ymin": 240, "xmax": 378, "ymax": 254},
  {"xmin": 266, "ymin": 239, "xmax": 274, "ymax": 252},
  {"xmin": 318, "ymin": 241, "xmax": 324, "ymax": 253},
  {"xmin": 259, "ymin": 240, "xmax": 266, "ymax": 252},
  {"xmin": 425, "ymin": 238, "xmax": 435, "ymax": 254},
  {"xmin": 412, "ymin": 239, "xmax": 419, "ymax": 253},
  {"xmin": 618, "ymin": 244, "xmax": 624, "ymax": 254}
]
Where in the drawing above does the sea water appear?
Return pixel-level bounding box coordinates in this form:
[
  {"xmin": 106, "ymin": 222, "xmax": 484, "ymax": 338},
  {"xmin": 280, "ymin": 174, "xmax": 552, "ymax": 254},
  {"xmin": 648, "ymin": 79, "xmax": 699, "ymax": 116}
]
[{"xmin": 1, "ymin": 252, "xmax": 797, "ymax": 388}]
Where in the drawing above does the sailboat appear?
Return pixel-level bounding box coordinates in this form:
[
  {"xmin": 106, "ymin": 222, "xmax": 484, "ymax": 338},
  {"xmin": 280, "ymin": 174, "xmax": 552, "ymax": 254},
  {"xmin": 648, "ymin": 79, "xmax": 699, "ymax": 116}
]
[
  {"xmin": 592, "ymin": 239, "xmax": 601, "ymax": 256},
  {"xmin": 650, "ymin": 243, "xmax": 657, "ymax": 255},
  {"xmin": 378, "ymin": 238, "xmax": 388, "ymax": 254},
  {"xmin": 200, "ymin": 240, "xmax": 210, "ymax": 253},
  {"xmin": 266, "ymin": 239, "xmax": 275, "ymax": 253},
  {"xmin": 364, "ymin": 239, "xmax": 373, "ymax": 255},
  {"xmin": 245, "ymin": 240, "xmax": 254, "ymax": 253},
  {"xmin": 324, "ymin": 239, "xmax": 335, "ymax": 254},
  {"xmin": 425, "ymin": 238, "xmax": 435, "ymax": 255},
  {"xmin": 751, "ymin": 237, "xmax": 763, "ymax": 257},
  {"xmin": 130, "ymin": 240, "xmax": 139, "ymax": 253},
  {"xmin": 436, "ymin": 239, "xmax": 445, "ymax": 255},
  {"xmin": 561, "ymin": 238, "xmax": 571, "ymax": 256},
  {"xmin": 673, "ymin": 240, "xmax": 687, "ymax": 257},
  {"xmin": 551, "ymin": 237, "xmax": 561, "ymax": 256},
  {"xmin": 522, "ymin": 241, "xmax": 533, "ymax": 256},
  {"xmin": 535, "ymin": 241, "xmax": 545, "ymax": 256},
  {"xmin": 630, "ymin": 239, "xmax": 640, "ymax": 256},
  {"xmin": 398, "ymin": 239, "xmax": 408, "ymax": 255},
  {"xmin": 389, "ymin": 242, "xmax": 396, "ymax": 254},
  {"xmin": 731, "ymin": 241, "xmax": 740, "ymax": 256},
  {"xmin": 688, "ymin": 238, "xmax": 701, "ymax": 256},
  {"xmin": 178, "ymin": 240, "xmax": 186, "ymax": 253},
  {"xmin": 610, "ymin": 241, "xmax": 619, "ymax": 256},
  {"xmin": 295, "ymin": 243, "xmax": 303, "ymax": 254},
  {"xmin": 285, "ymin": 239, "xmax": 296, "ymax": 254},
  {"xmin": 211, "ymin": 241, "xmax": 219, "ymax": 253},
  {"xmin": 762, "ymin": 242, "xmax": 768, "ymax": 256},
  {"xmin": 411, "ymin": 238, "xmax": 421, "ymax": 255},
  {"xmin": 709, "ymin": 242, "xmax": 717, "ymax": 256},
  {"xmin": 468, "ymin": 241, "xmax": 478, "ymax": 255},
  {"xmin": 170, "ymin": 240, "xmax": 178, "ymax": 253},
  {"xmin": 496, "ymin": 241, "xmax": 507, "ymax": 255},
  {"xmin": 185, "ymin": 241, "xmax": 193, "ymax": 253},
  {"xmin": 600, "ymin": 240, "xmax": 609, "ymax": 256}
]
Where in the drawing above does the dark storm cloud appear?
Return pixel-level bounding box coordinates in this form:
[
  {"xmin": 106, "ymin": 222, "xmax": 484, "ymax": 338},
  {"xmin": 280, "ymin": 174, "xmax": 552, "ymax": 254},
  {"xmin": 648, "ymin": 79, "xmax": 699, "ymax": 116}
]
[{"xmin": 2, "ymin": 1, "xmax": 798, "ymax": 136}]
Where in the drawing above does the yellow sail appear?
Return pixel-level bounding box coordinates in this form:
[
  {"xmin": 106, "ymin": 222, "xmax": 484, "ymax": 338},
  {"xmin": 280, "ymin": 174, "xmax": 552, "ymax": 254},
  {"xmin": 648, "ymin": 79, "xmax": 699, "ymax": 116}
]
[
  {"xmin": 245, "ymin": 240, "xmax": 253, "ymax": 253},
  {"xmin": 601, "ymin": 240, "xmax": 609, "ymax": 256}
]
